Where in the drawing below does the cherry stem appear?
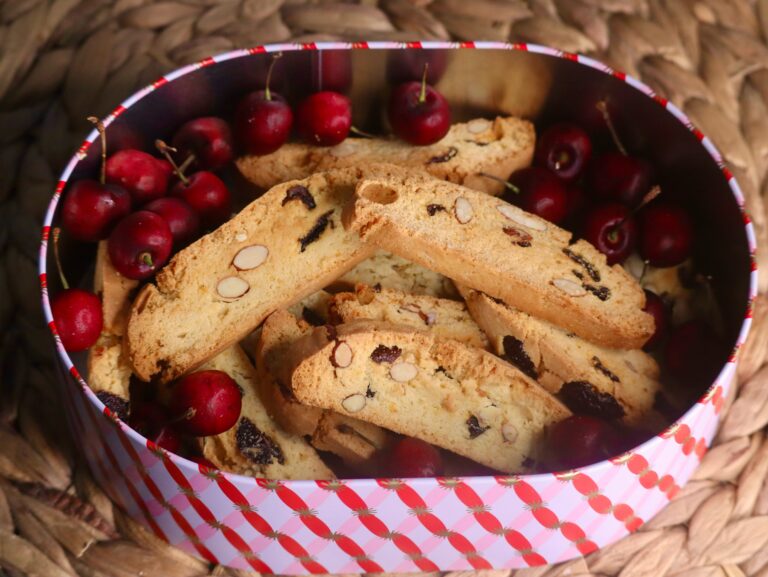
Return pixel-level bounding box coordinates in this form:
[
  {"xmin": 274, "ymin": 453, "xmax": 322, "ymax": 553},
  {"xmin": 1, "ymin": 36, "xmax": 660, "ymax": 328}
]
[
  {"xmin": 350, "ymin": 126, "xmax": 375, "ymax": 139},
  {"xmin": 87, "ymin": 116, "xmax": 107, "ymax": 185},
  {"xmin": 140, "ymin": 252, "xmax": 154, "ymax": 268},
  {"xmin": 479, "ymin": 172, "xmax": 520, "ymax": 194},
  {"xmin": 155, "ymin": 139, "xmax": 189, "ymax": 186},
  {"xmin": 596, "ymin": 100, "xmax": 628, "ymax": 156},
  {"xmin": 609, "ymin": 185, "xmax": 662, "ymax": 234},
  {"xmin": 419, "ymin": 62, "xmax": 429, "ymax": 104},
  {"xmin": 178, "ymin": 153, "xmax": 196, "ymax": 175},
  {"xmin": 264, "ymin": 52, "xmax": 282, "ymax": 102},
  {"xmin": 52, "ymin": 227, "xmax": 70, "ymax": 290}
]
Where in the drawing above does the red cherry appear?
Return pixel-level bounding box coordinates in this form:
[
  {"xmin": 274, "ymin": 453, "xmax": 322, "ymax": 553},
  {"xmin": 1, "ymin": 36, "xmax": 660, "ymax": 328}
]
[
  {"xmin": 388, "ymin": 81, "xmax": 451, "ymax": 146},
  {"xmin": 171, "ymin": 171, "xmax": 231, "ymax": 228},
  {"xmin": 61, "ymin": 180, "xmax": 131, "ymax": 242},
  {"xmin": 587, "ymin": 153, "xmax": 652, "ymax": 207},
  {"xmin": 107, "ymin": 211, "xmax": 173, "ymax": 280},
  {"xmin": 155, "ymin": 159, "xmax": 174, "ymax": 180},
  {"xmin": 105, "ymin": 149, "xmax": 169, "ymax": 205},
  {"xmin": 582, "ymin": 203, "xmax": 638, "ymax": 265},
  {"xmin": 664, "ymin": 320, "xmax": 723, "ymax": 387},
  {"xmin": 638, "ymin": 202, "xmax": 694, "ymax": 267},
  {"xmin": 550, "ymin": 415, "xmax": 617, "ymax": 469},
  {"xmin": 642, "ymin": 289, "xmax": 668, "ymax": 350},
  {"xmin": 168, "ymin": 370, "xmax": 242, "ymax": 437},
  {"xmin": 296, "ymin": 91, "xmax": 351, "ymax": 146},
  {"xmin": 386, "ymin": 437, "xmax": 444, "ymax": 478},
  {"xmin": 50, "ymin": 289, "xmax": 103, "ymax": 352},
  {"xmin": 144, "ymin": 197, "xmax": 200, "ymax": 248},
  {"xmin": 387, "ymin": 50, "xmax": 448, "ymax": 85},
  {"xmin": 302, "ymin": 50, "xmax": 353, "ymax": 93},
  {"xmin": 534, "ymin": 123, "xmax": 592, "ymax": 182},
  {"xmin": 234, "ymin": 91, "xmax": 293, "ymax": 155},
  {"xmin": 506, "ymin": 167, "xmax": 569, "ymax": 224},
  {"xmin": 189, "ymin": 455, "xmax": 217, "ymax": 469},
  {"xmin": 563, "ymin": 184, "xmax": 587, "ymax": 225},
  {"xmin": 129, "ymin": 403, "xmax": 182, "ymax": 453},
  {"xmin": 171, "ymin": 117, "xmax": 234, "ymax": 171}
]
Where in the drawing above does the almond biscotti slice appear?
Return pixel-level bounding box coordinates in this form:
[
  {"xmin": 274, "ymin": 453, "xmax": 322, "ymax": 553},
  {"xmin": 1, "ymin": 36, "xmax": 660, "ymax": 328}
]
[
  {"xmin": 285, "ymin": 320, "xmax": 571, "ymax": 473},
  {"xmin": 236, "ymin": 116, "xmax": 534, "ymax": 195},
  {"xmin": 331, "ymin": 251, "xmax": 457, "ymax": 298},
  {"xmin": 344, "ymin": 170, "xmax": 654, "ymax": 350},
  {"xmin": 330, "ymin": 284, "xmax": 488, "ymax": 349},
  {"xmin": 197, "ymin": 345, "xmax": 333, "ymax": 479},
  {"xmin": 126, "ymin": 167, "xmax": 395, "ymax": 383},
  {"xmin": 256, "ymin": 309, "xmax": 390, "ymax": 466},
  {"xmin": 459, "ymin": 286, "xmax": 660, "ymax": 426},
  {"xmin": 87, "ymin": 241, "xmax": 139, "ymax": 420}
]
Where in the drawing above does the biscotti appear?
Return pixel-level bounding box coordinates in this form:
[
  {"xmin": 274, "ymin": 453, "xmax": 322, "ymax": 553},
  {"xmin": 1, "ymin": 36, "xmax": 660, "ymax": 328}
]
[
  {"xmin": 330, "ymin": 284, "xmax": 488, "ymax": 349},
  {"xmin": 331, "ymin": 251, "xmax": 456, "ymax": 298},
  {"xmin": 344, "ymin": 170, "xmax": 654, "ymax": 350},
  {"xmin": 87, "ymin": 241, "xmax": 137, "ymax": 420},
  {"xmin": 256, "ymin": 309, "xmax": 390, "ymax": 466},
  {"xmin": 459, "ymin": 286, "xmax": 660, "ymax": 426},
  {"xmin": 236, "ymin": 116, "xmax": 535, "ymax": 195},
  {"xmin": 285, "ymin": 320, "xmax": 571, "ymax": 473},
  {"xmin": 125, "ymin": 167, "xmax": 398, "ymax": 383},
  {"xmin": 197, "ymin": 345, "xmax": 334, "ymax": 480}
]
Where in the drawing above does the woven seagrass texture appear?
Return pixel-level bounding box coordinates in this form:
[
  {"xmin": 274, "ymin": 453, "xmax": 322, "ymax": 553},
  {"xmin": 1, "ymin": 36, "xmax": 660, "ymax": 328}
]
[{"xmin": 1, "ymin": 1, "xmax": 768, "ymax": 576}]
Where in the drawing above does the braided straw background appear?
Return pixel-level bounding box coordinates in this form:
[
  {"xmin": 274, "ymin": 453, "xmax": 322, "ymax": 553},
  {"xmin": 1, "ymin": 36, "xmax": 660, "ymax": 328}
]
[{"xmin": 2, "ymin": 1, "xmax": 768, "ymax": 576}]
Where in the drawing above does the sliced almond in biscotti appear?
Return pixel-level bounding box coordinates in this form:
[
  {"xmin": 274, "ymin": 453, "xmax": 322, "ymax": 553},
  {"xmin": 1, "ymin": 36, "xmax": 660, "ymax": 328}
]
[
  {"xmin": 197, "ymin": 345, "xmax": 333, "ymax": 480},
  {"xmin": 235, "ymin": 116, "xmax": 534, "ymax": 195},
  {"xmin": 344, "ymin": 170, "xmax": 653, "ymax": 350},
  {"xmin": 87, "ymin": 241, "xmax": 138, "ymax": 420},
  {"xmin": 330, "ymin": 284, "xmax": 488, "ymax": 349},
  {"xmin": 124, "ymin": 166, "xmax": 411, "ymax": 383},
  {"xmin": 330, "ymin": 250, "xmax": 458, "ymax": 298},
  {"xmin": 458, "ymin": 285, "xmax": 661, "ymax": 426},
  {"xmin": 285, "ymin": 320, "xmax": 571, "ymax": 473},
  {"xmin": 255, "ymin": 309, "xmax": 390, "ymax": 466}
]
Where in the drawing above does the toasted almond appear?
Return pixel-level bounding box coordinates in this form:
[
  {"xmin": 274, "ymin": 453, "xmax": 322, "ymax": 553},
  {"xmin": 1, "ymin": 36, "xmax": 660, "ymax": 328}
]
[
  {"xmin": 496, "ymin": 204, "xmax": 547, "ymax": 231},
  {"xmin": 232, "ymin": 244, "xmax": 268, "ymax": 271},
  {"xmin": 501, "ymin": 421, "xmax": 518, "ymax": 443},
  {"xmin": 329, "ymin": 140, "xmax": 356, "ymax": 157},
  {"xmin": 216, "ymin": 276, "xmax": 250, "ymax": 300},
  {"xmin": 454, "ymin": 197, "xmax": 473, "ymax": 224},
  {"xmin": 331, "ymin": 341, "xmax": 353, "ymax": 368},
  {"xmin": 552, "ymin": 277, "xmax": 587, "ymax": 297},
  {"xmin": 235, "ymin": 232, "xmax": 247, "ymax": 242},
  {"xmin": 467, "ymin": 118, "xmax": 491, "ymax": 134},
  {"xmin": 390, "ymin": 361, "xmax": 418, "ymax": 382},
  {"xmin": 341, "ymin": 393, "xmax": 366, "ymax": 413},
  {"xmin": 425, "ymin": 311, "xmax": 437, "ymax": 325}
]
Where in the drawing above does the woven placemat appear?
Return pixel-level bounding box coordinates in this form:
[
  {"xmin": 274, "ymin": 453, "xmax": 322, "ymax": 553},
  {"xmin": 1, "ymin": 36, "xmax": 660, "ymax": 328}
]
[{"xmin": 2, "ymin": 1, "xmax": 768, "ymax": 576}]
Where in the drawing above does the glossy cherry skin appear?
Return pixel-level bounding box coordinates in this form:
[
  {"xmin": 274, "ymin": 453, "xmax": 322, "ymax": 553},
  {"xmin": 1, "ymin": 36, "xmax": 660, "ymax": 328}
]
[
  {"xmin": 550, "ymin": 415, "xmax": 617, "ymax": 469},
  {"xmin": 172, "ymin": 117, "xmax": 234, "ymax": 171},
  {"xmin": 638, "ymin": 202, "xmax": 694, "ymax": 267},
  {"xmin": 168, "ymin": 370, "xmax": 242, "ymax": 437},
  {"xmin": 107, "ymin": 211, "xmax": 173, "ymax": 280},
  {"xmin": 534, "ymin": 123, "xmax": 592, "ymax": 182},
  {"xmin": 234, "ymin": 91, "xmax": 293, "ymax": 155},
  {"xmin": 582, "ymin": 202, "xmax": 638, "ymax": 265},
  {"xmin": 105, "ymin": 149, "xmax": 169, "ymax": 205},
  {"xmin": 664, "ymin": 320, "xmax": 723, "ymax": 388},
  {"xmin": 61, "ymin": 180, "xmax": 131, "ymax": 242},
  {"xmin": 506, "ymin": 167, "xmax": 569, "ymax": 225},
  {"xmin": 386, "ymin": 437, "xmax": 444, "ymax": 478},
  {"xmin": 588, "ymin": 153, "xmax": 652, "ymax": 207},
  {"xmin": 642, "ymin": 289, "xmax": 668, "ymax": 350},
  {"xmin": 50, "ymin": 289, "xmax": 103, "ymax": 352},
  {"xmin": 144, "ymin": 197, "xmax": 200, "ymax": 248},
  {"xmin": 296, "ymin": 91, "xmax": 352, "ymax": 146},
  {"xmin": 171, "ymin": 171, "xmax": 231, "ymax": 228},
  {"xmin": 129, "ymin": 403, "xmax": 182, "ymax": 453},
  {"xmin": 388, "ymin": 82, "xmax": 451, "ymax": 146}
]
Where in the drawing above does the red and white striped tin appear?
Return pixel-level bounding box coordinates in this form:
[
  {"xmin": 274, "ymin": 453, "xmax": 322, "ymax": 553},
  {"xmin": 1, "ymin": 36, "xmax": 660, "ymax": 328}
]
[{"xmin": 39, "ymin": 42, "xmax": 758, "ymax": 574}]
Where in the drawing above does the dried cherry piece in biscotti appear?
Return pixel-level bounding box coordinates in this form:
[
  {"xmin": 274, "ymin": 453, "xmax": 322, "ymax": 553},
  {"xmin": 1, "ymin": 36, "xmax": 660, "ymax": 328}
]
[
  {"xmin": 559, "ymin": 381, "xmax": 625, "ymax": 421},
  {"xmin": 282, "ymin": 185, "xmax": 316, "ymax": 210},
  {"xmin": 236, "ymin": 418, "xmax": 285, "ymax": 465},
  {"xmin": 96, "ymin": 391, "xmax": 129, "ymax": 421},
  {"xmin": 299, "ymin": 209, "xmax": 334, "ymax": 252},
  {"xmin": 370, "ymin": 344, "xmax": 402, "ymax": 364},
  {"xmin": 466, "ymin": 415, "xmax": 490, "ymax": 439},
  {"xmin": 502, "ymin": 336, "xmax": 537, "ymax": 380}
]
